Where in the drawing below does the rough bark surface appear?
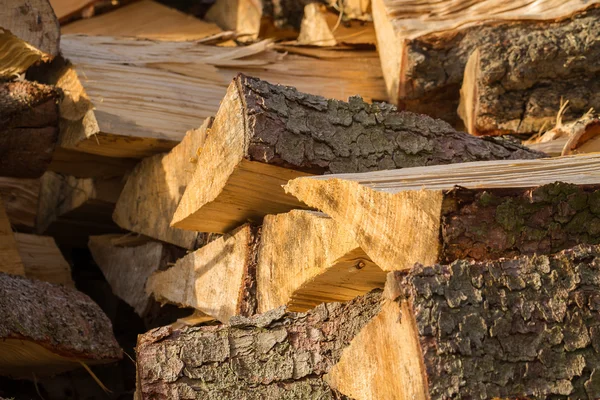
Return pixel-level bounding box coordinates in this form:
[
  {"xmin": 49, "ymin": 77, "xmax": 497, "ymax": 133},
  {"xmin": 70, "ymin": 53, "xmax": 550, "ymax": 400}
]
[
  {"xmin": 399, "ymin": 244, "xmax": 600, "ymax": 399},
  {"xmin": 0, "ymin": 272, "xmax": 121, "ymax": 365},
  {"xmin": 461, "ymin": 10, "xmax": 600, "ymax": 135},
  {"xmin": 238, "ymin": 75, "xmax": 542, "ymax": 174},
  {"xmin": 0, "ymin": 81, "xmax": 60, "ymax": 178},
  {"xmin": 441, "ymin": 182, "xmax": 600, "ymax": 263},
  {"xmin": 136, "ymin": 291, "xmax": 382, "ymax": 399},
  {"xmin": 400, "ymin": 5, "xmax": 600, "ymax": 126}
]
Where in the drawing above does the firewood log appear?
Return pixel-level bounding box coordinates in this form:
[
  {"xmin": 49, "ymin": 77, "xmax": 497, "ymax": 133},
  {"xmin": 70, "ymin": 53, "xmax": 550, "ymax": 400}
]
[
  {"xmin": 137, "ymin": 244, "xmax": 600, "ymax": 399},
  {"xmin": 0, "ymin": 81, "xmax": 60, "ymax": 178},
  {"xmin": 285, "ymin": 155, "xmax": 600, "ymax": 271},
  {"xmin": 172, "ymin": 74, "xmax": 542, "ymax": 234},
  {"xmin": 0, "ymin": 272, "xmax": 121, "ymax": 379},
  {"xmin": 372, "ymin": 0, "xmax": 599, "ymax": 125}
]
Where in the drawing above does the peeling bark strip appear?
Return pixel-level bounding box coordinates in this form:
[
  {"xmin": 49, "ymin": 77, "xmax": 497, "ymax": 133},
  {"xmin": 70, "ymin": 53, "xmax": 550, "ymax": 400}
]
[
  {"xmin": 172, "ymin": 74, "xmax": 542, "ymax": 234},
  {"xmin": 392, "ymin": 244, "xmax": 600, "ymax": 399},
  {"xmin": 285, "ymin": 155, "xmax": 600, "ymax": 272},
  {"xmin": 0, "ymin": 272, "xmax": 121, "ymax": 379},
  {"xmin": 136, "ymin": 291, "xmax": 381, "ymax": 399},
  {"xmin": 459, "ymin": 9, "xmax": 600, "ymax": 136},
  {"xmin": 0, "ymin": 81, "xmax": 60, "ymax": 178},
  {"xmin": 373, "ymin": 0, "xmax": 599, "ymax": 125}
]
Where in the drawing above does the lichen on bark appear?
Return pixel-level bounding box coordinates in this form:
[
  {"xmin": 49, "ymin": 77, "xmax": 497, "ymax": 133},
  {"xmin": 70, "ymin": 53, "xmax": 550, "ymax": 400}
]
[
  {"xmin": 441, "ymin": 182, "xmax": 600, "ymax": 263},
  {"xmin": 400, "ymin": 244, "xmax": 600, "ymax": 399}
]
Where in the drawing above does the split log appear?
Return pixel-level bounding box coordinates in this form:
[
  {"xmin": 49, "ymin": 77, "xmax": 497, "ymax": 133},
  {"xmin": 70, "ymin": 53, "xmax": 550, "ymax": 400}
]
[
  {"xmin": 458, "ymin": 10, "xmax": 600, "ymax": 136},
  {"xmin": 138, "ymin": 244, "xmax": 600, "ymax": 399},
  {"xmin": 146, "ymin": 224, "xmax": 259, "ymax": 323},
  {"xmin": 526, "ymin": 112, "xmax": 600, "ymax": 156},
  {"xmin": 61, "ymin": 0, "xmax": 223, "ymax": 40},
  {"xmin": 37, "ymin": 172, "xmax": 123, "ymax": 245},
  {"xmin": 172, "ymin": 74, "xmax": 542, "ymax": 233},
  {"xmin": 0, "ymin": 200, "xmax": 25, "ymax": 276},
  {"xmin": 285, "ymin": 155, "xmax": 600, "ymax": 272},
  {"xmin": 296, "ymin": 3, "xmax": 376, "ymax": 47},
  {"xmin": 0, "ymin": 81, "xmax": 60, "ymax": 178},
  {"xmin": 257, "ymin": 210, "xmax": 383, "ymax": 312},
  {"xmin": 372, "ymin": 0, "xmax": 599, "ymax": 125},
  {"xmin": 88, "ymin": 234, "xmax": 184, "ymax": 317},
  {"xmin": 0, "ymin": 0, "xmax": 59, "ymax": 77},
  {"xmin": 0, "ymin": 177, "xmax": 40, "ymax": 230},
  {"xmin": 205, "ymin": 0, "xmax": 263, "ymax": 40},
  {"xmin": 15, "ymin": 233, "xmax": 73, "ymax": 286},
  {"xmin": 0, "ymin": 272, "xmax": 121, "ymax": 378},
  {"xmin": 112, "ymin": 118, "xmax": 212, "ymax": 249},
  {"xmin": 328, "ymin": 244, "xmax": 600, "ymax": 399},
  {"xmin": 136, "ymin": 289, "xmax": 381, "ymax": 399},
  {"xmin": 43, "ymin": 35, "xmax": 385, "ymax": 158}
]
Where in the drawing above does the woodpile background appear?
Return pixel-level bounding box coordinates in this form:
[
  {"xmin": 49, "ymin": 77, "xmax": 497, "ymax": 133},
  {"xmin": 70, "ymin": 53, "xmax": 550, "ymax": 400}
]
[{"xmin": 1, "ymin": 0, "xmax": 599, "ymax": 398}]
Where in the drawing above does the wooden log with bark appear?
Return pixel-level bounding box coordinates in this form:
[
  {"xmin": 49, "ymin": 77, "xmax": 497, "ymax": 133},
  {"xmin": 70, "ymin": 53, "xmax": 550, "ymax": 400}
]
[
  {"xmin": 112, "ymin": 118, "xmax": 213, "ymax": 249},
  {"xmin": 257, "ymin": 210, "xmax": 383, "ymax": 313},
  {"xmin": 0, "ymin": 272, "xmax": 121, "ymax": 379},
  {"xmin": 15, "ymin": 233, "xmax": 74, "ymax": 287},
  {"xmin": 0, "ymin": 81, "xmax": 60, "ymax": 178},
  {"xmin": 42, "ymin": 35, "xmax": 386, "ymax": 158},
  {"xmin": 458, "ymin": 10, "xmax": 600, "ymax": 136},
  {"xmin": 0, "ymin": 200, "xmax": 25, "ymax": 276},
  {"xmin": 171, "ymin": 74, "xmax": 542, "ymax": 234},
  {"xmin": 0, "ymin": 0, "xmax": 59, "ymax": 78},
  {"xmin": 372, "ymin": 0, "xmax": 599, "ymax": 125},
  {"xmin": 137, "ymin": 244, "xmax": 600, "ymax": 399},
  {"xmin": 88, "ymin": 234, "xmax": 185, "ymax": 317},
  {"xmin": 146, "ymin": 224, "xmax": 259, "ymax": 323},
  {"xmin": 285, "ymin": 155, "xmax": 600, "ymax": 272}
]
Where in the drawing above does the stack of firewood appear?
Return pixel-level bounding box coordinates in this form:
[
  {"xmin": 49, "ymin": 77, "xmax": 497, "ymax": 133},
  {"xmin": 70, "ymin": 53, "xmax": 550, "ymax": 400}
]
[{"xmin": 2, "ymin": 0, "xmax": 600, "ymax": 398}]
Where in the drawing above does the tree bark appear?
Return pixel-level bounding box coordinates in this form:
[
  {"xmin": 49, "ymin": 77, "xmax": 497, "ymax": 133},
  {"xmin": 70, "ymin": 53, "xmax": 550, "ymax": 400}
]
[
  {"xmin": 0, "ymin": 272, "xmax": 121, "ymax": 379},
  {"xmin": 138, "ymin": 244, "xmax": 600, "ymax": 399},
  {"xmin": 0, "ymin": 81, "xmax": 60, "ymax": 178},
  {"xmin": 172, "ymin": 74, "xmax": 542, "ymax": 234},
  {"xmin": 136, "ymin": 290, "xmax": 381, "ymax": 399},
  {"xmin": 285, "ymin": 157, "xmax": 600, "ymax": 272},
  {"xmin": 373, "ymin": 0, "xmax": 599, "ymax": 126},
  {"xmin": 0, "ymin": 0, "xmax": 59, "ymax": 78},
  {"xmin": 458, "ymin": 10, "xmax": 600, "ymax": 136}
]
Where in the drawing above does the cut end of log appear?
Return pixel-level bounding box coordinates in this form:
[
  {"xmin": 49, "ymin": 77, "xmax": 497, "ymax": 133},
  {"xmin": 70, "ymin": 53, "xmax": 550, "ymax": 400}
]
[
  {"xmin": 257, "ymin": 210, "xmax": 385, "ymax": 313},
  {"xmin": 147, "ymin": 224, "xmax": 259, "ymax": 323},
  {"xmin": 0, "ymin": 272, "xmax": 121, "ymax": 378},
  {"xmin": 284, "ymin": 177, "xmax": 444, "ymax": 272}
]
